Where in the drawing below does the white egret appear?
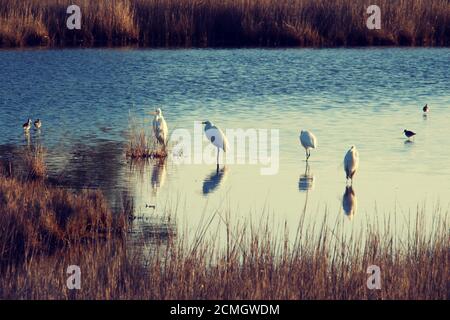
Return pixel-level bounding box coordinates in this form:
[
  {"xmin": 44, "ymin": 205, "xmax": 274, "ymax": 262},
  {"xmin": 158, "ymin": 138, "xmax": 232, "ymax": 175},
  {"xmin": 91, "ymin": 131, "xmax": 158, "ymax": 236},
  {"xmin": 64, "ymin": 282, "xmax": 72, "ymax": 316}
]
[
  {"xmin": 344, "ymin": 146, "xmax": 359, "ymax": 185},
  {"xmin": 150, "ymin": 108, "xmax": 168, "ymax": 148},
  {"xmin": 202, "ymin": 121, "xmax": 228, "ymax": 166},
  {"xmin": 23, "ymin": 119, "xmax": 32, "ymax": 131},
  {"xmin": 299, "ymin": 130, "xmax": 317, "ymax": 161},
  {"xmin": 34, "ymin": 119, "xmax": 42, "ymax": 129}
]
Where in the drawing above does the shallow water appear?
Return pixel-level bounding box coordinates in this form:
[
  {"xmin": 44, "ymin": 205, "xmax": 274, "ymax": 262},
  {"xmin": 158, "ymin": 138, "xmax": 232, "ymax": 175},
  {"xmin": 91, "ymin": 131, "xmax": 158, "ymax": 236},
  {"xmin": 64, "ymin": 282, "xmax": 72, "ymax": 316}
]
[{"xmin": 1, "ymin": 48, "xmax": 449, "ymax": 243}]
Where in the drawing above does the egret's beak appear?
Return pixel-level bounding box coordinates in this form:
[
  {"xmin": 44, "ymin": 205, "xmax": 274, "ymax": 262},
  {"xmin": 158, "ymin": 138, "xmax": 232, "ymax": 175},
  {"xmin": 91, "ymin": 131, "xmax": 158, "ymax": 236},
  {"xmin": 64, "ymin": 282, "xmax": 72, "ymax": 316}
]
[
  {"xmin": 201, "ymin": 121, "xmax": 207, "ymax": 125},
  {"xmin": 148, "ymin": 112, "xmax": 157, "ymax": 115}
]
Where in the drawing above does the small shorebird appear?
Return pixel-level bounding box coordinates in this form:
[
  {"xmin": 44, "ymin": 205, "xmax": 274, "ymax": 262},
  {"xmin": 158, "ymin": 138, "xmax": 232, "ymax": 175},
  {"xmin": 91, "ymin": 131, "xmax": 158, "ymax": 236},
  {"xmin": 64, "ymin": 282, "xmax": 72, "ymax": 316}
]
[
  {"xmin": 423, "ymin": 104, "xmax": 429, "ymax": 113},
  {"xmin": 404, "ymin": 129, "xmax": 416, "ymax": 139},
  {"xmin": 23, "ymin": 119, "xmax": 32, "ymax": 131},
  {"xmin": 344, "ymin": 146, "xmax": 359, "ymax": 185},
  {"xmin": 202, "ymin": 120, "xmax": 228, "ymax": 167},
  {"xmin": 150, "ymin": 108, "xmax": 168, "ymax": 149},
  {"xmin": 299, "ymin": 130, "xmax": 317, "ymax": 161},
  {"xmin": 34, "ymin": 119, "xmax": 42, "ymax": 129}
]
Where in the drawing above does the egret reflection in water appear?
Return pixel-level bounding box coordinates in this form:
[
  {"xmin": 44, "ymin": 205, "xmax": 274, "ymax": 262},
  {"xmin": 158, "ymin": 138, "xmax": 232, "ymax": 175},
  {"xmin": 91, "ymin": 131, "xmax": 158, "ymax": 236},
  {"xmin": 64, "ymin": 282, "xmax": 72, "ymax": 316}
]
[
  {"xmin": 202, "ymin": 165, "xmax": 228, "ymax": 195},
  {"xmin": 342, "ymin": 186, "xmax": 357, "ymax": 220},
  {"xmin": 151, "ymin": 158, "xmax": 167, "ymax": 192},
  {"xmin": 298, "ymin": 162, "xmax": 315, "ymax": 192}
]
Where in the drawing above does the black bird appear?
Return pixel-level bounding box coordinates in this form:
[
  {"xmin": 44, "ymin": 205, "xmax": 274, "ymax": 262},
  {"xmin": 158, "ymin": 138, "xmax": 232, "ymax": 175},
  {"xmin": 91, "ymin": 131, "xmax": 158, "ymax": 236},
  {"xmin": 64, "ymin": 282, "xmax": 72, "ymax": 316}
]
[
  {"xmin": 404, "ymin": 129, "xmax": 416, "ymax": 139},
  {"xmin": 423, "ymin": 104, "xmax": 429, "ymax": 113},
  {"xmin": 23, "ymin": 119, "xmax": 32, "ymax": 131}
]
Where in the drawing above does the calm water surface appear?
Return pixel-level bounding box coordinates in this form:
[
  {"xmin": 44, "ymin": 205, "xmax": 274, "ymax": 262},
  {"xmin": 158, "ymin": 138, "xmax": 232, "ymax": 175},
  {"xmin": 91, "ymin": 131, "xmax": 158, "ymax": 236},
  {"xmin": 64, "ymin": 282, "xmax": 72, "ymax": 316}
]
[{"xmin": 1, "ymin": 48, "xmax": 449, "ymax": 244}]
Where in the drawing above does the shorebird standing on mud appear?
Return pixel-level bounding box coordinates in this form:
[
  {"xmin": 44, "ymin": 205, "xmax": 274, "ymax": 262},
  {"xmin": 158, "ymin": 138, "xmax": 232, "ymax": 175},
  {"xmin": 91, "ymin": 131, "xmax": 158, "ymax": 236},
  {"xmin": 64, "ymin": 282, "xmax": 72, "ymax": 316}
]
[
  {"xmin": 23, "ymin": 119, "xmax": 32, "ymax": 131},
  {"xmin": 34, "ymin": 119, "xmax": 42, "ymax": 130},
  {"xmin": 404, "ymin": 129, "xmax": 416, "ymax": 140},
  {"xmin": 423, "ymin": 104, "xmax": 429, "ymax": 113},
  {"xmin": 299, "ymin": 130, "xmax": 317, "ymax": 161},
  {"xmin": 344, "ymin": 146, "xmax": 359, "ymax": 185}
]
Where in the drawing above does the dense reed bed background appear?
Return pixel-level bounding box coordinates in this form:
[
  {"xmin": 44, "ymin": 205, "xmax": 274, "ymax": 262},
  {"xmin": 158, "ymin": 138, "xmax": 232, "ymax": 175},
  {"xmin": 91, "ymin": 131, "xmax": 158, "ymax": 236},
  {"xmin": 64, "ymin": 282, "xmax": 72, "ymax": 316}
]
[
  {"xmin": 0, "ymin": 146, "xmax": 448, "ymax": 299},
  {"xmin": 0, "ymin": 0, "xmax": 449, "ymax": 48}
]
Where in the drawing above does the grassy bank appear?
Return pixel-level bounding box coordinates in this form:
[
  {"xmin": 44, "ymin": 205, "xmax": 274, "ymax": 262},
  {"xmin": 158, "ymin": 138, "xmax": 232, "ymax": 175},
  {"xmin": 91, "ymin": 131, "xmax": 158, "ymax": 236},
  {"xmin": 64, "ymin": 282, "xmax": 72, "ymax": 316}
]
[
  {"xmin": 0, "ymin": 146, "xmax": 127, "ymax": 265},
  {"xmin": 0, "ymin": 0, "xmax": 449, "ymax": 48}
]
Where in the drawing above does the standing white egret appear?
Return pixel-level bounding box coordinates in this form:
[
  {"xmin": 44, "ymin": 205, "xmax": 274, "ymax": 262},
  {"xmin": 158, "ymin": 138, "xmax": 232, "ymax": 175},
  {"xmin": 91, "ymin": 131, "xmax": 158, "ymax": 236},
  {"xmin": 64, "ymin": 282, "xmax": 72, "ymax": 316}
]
[
  {"xmin": 344, "ymin": 146, "xmax": 359, "ymax": 185},
  {"xmin": 202, "ymin": 121, "xmax": 228, "ymax": 166},
  {"xmin": 299, "ymin": 130, "xmax": 317, "ymax": 161},
  {"xmin": 150, "ymin": 108, "xmax": 168, "ymax": 149}
]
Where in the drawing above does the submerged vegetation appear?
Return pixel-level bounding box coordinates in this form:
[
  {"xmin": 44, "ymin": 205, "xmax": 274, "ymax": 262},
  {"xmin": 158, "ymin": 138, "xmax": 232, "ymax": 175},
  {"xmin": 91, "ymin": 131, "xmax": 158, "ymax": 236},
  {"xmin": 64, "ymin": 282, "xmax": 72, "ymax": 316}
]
[{"xmin": 0, "ymin": 0, "xmax": 449, "ymax": 48}]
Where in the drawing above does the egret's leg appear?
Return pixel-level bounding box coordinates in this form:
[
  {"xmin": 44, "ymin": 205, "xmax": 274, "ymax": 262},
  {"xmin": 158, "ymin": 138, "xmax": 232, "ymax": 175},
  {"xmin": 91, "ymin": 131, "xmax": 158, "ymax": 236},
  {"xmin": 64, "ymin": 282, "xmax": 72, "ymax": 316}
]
[{"xmin": 217, "ymin": 147, "xmax": 220, "ymax": 166}]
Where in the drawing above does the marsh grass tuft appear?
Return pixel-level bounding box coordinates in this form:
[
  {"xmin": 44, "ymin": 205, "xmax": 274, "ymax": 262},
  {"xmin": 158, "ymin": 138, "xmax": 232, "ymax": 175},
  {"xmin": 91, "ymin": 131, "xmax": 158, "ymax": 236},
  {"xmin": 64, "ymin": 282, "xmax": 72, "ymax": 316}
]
[
  {"xmin": 24, "ymin": 145, "xmax": 47, "ymax": 180},
  {"xmin": 126, "ymin": 116, "xmax": 167, "ymax": 159}
]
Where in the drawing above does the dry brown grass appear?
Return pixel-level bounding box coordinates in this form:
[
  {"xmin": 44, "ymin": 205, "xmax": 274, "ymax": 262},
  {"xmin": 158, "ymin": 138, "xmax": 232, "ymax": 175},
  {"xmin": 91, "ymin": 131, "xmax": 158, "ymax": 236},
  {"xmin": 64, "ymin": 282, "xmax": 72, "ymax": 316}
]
[
  {"xmin": 0, "ymin": 0, "xmax": 449, "ymax": 47},
  {"xmin": 24, "ymin": 145, "xmax": 47, "ymax": 180},
  {"xmin": 126, "ymin": 116, "xmax": 167, "ymax": 159},
  {"xmin": 0, "ymin": 177, "xmax": 127, "ymax": 263},
  {"xmin": 0, "ymin": 201, "xmax": 447, "ymax": 299},
  {"xmin": 0, "ymin": 146, "xmax": 128, "ymax": 267}
]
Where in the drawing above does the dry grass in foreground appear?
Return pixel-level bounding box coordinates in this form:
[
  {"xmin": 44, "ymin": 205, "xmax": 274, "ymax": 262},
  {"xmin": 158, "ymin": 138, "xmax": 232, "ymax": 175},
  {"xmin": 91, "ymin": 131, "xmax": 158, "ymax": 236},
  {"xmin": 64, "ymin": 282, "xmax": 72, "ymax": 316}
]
[
  {"xmin": 0, "ymin": 177, "xmax": 127, "ymax": 263},
  {"xmin": 0, "ymin": 178, "xmax": 447, "ymax": 299},
  {"xmin": 0, "ymin": 0, "xmax": 449, "ymax": 48}
]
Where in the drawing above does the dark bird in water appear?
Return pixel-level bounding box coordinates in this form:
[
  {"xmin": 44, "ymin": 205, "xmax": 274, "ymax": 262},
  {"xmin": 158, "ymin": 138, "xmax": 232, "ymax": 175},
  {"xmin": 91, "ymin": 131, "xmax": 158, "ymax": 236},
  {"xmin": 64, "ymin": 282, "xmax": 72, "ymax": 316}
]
[
  {"xmin": 404, "ymin": 129, "xmax": 416, "ymax": 139},
  {"xmin": 23, "ymin": 119, "xmax": 32, "ymax": 131},
  {"xmin": 423, "ymin": 104, "xmax": 429, "ymax": 113},
  {"xmin": 34, "ymin": 119, "xmax": 42, "ymax": 129}
]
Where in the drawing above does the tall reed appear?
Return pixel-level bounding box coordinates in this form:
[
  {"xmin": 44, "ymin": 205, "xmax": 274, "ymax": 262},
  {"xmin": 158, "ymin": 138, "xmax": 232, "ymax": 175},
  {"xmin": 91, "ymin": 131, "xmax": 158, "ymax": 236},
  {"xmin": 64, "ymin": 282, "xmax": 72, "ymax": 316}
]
[{"xmin": 1, "ymin": 0, "xmax": 449, "ymax": 47}]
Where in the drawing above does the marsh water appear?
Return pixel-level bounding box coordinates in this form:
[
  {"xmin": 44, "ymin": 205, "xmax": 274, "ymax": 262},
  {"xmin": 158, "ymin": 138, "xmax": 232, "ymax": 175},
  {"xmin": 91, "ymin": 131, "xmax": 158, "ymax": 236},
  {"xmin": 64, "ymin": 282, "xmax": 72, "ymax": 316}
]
[{"xmin": 1, "ymin": 48, "xmax": 449, "ymax": 245}]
